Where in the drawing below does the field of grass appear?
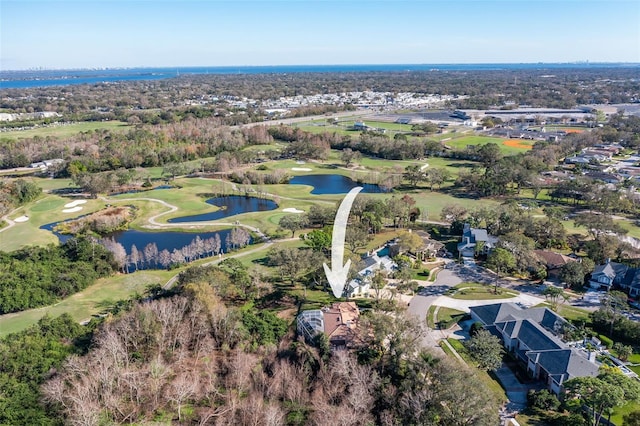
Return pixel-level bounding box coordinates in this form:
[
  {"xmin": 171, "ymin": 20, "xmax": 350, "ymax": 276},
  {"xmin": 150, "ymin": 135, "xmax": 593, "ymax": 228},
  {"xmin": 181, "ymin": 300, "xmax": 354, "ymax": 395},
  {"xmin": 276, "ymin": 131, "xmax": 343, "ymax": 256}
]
[
  {"xmin": 0, "ymin": 121, "xmax": 128, "ymax": 140},
  {"xmin": 443, "ymin": 135, "xmax": 532, "ymax": 155},
  {"xmin": 295, "ymin": 123, "xmax": 353, "ymax": 136},
  {"xmin": 0, "ymin": 269, "xmax": 173, "ymax": 337}
]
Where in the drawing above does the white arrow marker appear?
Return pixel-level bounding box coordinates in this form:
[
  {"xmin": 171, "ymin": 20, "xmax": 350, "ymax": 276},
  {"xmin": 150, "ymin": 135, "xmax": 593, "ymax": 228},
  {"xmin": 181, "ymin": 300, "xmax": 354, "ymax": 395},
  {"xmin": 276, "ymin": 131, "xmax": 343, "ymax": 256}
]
[{"xmin": 324, "ymin": 186, "xmax": 363, "ymax": 298}]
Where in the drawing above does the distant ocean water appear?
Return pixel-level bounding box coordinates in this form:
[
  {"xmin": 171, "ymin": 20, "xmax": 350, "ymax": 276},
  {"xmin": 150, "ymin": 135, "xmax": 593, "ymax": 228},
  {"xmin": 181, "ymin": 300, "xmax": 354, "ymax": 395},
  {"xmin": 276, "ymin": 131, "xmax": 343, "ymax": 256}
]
[{"xmin": 1, "ymin": 63, "xmax": 637, "ymax": 89}]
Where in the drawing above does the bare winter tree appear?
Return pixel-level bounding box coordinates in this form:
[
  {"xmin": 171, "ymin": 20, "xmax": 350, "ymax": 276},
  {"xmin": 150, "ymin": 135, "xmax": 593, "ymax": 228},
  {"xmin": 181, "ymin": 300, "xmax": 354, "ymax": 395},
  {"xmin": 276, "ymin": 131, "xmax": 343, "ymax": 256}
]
[
  {"xmin": 158, "ymin": 249, "xmax": 171, "ymax": 269},
  {"xmin": 129, "ymin": 244, "xmax": 140, "ymax": 271},
  {"xmin": 101, "ymin": 237, "xmax": 128, "ymax": 272},
  {"xmin": 170, "ymin": 248, "xmax": 186, "ymax": 267},
  {"xmin": 143, "ymin": 242, "xmax": 158, "ymax": 268}
]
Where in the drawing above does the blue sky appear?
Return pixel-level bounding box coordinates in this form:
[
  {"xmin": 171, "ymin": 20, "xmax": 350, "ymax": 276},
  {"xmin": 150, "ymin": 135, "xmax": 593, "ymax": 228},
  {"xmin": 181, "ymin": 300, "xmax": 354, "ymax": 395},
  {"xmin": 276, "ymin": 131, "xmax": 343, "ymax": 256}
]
[{"xmin": 2, "ymin": 0, "xmax": 639, "ymax": 70}]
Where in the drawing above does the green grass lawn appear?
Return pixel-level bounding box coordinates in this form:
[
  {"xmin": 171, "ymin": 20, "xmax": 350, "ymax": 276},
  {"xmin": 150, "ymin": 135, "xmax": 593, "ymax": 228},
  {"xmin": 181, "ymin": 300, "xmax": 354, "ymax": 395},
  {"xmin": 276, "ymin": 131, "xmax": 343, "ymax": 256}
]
[
  {"xmin": 611, "ymin": 402, "xmax": 640, "ymax": 426},
  {"xmin": 435, "ymin": 306, "xmax": 467, "ymax": 328},
  {"xmin": 615, "ymin": 218, "xmax": 640, "ymax": 239},
  {"xmin": 447, "ymin": 282, "xmax": 518, "ymax": 300},
  {"xmin": 443, "ymin": 135, "xmax": 531, "ymax": 155},
  {"xmin": 445, "ymin": 337, "xmax": 508, "ymax": 403},
  {"xmin": 556, "ymin": 304, "xmax": 591, "ymax": 323},
  {"xmin": 0, "ymin": 269, "xmax": 173, "ymax": 337},
  {"xmin": 531, "ymin": 302, "xmax": 591, "ymax": 323},
  {"xmin": 1, "ymin": 150, "xmax": 497, "ymax": 253},
  {"xmin": 426, "ymin": 305, "xmax": 438, "ymax": 328},
  {"xmin": 0, "ymin": 121, "xmax": 129, "ymax": 141},
  {"xmin": 0, "ymin": 194, "xmax": 107, "ymax": 251}
]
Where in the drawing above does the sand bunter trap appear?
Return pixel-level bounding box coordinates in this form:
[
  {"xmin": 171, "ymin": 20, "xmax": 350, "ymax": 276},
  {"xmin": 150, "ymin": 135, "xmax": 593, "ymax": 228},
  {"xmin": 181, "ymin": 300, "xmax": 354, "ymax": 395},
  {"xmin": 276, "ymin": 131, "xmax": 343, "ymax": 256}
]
[
  {"xmin": 291, "ymin": 167, "xmax": 312, "ymax": 171},
  {"xmin": 62, "ymin": 199, "xmax": 87, "ymax": 213},
  {"xmin": 14, "ymin": 215, "xmax": 29, "ymax": 223},
  {"xmin": 282, "ymin": 208, "xmax": 304, "ymax": 213}
]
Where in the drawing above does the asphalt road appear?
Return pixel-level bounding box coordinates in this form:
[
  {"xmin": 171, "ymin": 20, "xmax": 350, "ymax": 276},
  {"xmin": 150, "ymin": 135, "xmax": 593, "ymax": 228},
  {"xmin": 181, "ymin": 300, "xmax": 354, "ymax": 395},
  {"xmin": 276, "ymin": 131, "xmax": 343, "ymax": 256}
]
[{"xmin": 407, "ymin": 264, "xmax": 463, "ymax": 351}]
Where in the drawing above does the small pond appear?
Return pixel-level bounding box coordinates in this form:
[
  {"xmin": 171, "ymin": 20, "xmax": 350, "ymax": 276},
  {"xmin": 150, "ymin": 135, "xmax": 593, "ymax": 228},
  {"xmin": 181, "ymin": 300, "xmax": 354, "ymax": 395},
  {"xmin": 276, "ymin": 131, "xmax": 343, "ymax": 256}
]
[
  {"xmin": 288, "ymin": 174, "xmax": 382, "ymax": 194},
  {"xmin": 41, "ymin": 221, "xmax": 242, "ymax": 270},
  {"xmin": 168, "ymin": 195, "xmax": 278, "ymax": 223}
]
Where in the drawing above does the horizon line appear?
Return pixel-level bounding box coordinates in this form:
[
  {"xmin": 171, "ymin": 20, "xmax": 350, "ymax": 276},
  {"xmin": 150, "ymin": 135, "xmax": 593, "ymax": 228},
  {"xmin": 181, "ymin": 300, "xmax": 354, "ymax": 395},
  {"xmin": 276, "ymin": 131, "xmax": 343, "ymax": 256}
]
[{"xmin": 3, "ymin": 61, "xmax": 640, "ymax": 72}]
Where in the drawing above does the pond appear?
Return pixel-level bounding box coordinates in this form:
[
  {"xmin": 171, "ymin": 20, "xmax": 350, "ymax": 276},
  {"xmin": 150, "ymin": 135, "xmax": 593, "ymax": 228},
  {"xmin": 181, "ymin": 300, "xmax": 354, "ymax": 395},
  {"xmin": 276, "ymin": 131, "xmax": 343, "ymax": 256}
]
[
  {"xmin": 41, "ymin": 221, "xmax": 243, "ymax": 271},
  {"xmin": 168, "ymin": 195, "xmax": 278, "ymax": 223},
  {"xmin": 288, "ymin": 174, "xmax": 382, "ymax": 194}
]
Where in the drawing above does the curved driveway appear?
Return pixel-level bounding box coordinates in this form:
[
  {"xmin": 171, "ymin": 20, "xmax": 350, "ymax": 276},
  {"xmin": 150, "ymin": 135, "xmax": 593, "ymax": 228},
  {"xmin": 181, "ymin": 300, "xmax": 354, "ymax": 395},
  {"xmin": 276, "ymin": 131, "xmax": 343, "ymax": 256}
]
[{"xmin": 407, "ymin": 263, "xmax": 548, "ymax": 352}]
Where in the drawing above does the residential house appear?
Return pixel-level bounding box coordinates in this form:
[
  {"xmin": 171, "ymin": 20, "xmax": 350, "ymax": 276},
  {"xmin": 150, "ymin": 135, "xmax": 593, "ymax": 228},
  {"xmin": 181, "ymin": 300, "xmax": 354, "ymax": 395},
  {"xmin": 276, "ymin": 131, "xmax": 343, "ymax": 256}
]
[
  {"xmin": 590, "ymin": 259, "xmax": 640, "ymax": 297},
  {"xmin": 619, "ymin": 268, "xmax": 640, "ymax": 298},
  {"xmin": 413, "ymin": 230, "xmax": 446, "ymax": 260},
  {"xmin": 564, "ymin": 156, "xmax": 592, "ymax": 166},
  {"xmin": 470, "ymin": 302, "xmax": 599, "ymax": 395},
  {"xmin": 457, "ymin": 223, "xmax": 498, "ymax": 258},
  {"xmin": 533, "ymin": 250, "xmax": 576, "ymax": 282},
  {"xmin": 296, "ymin": 302, "xmax": 360, "ymax": 348},
  {"xmin": 584, "ymin": 171, "xmax": 622, "ymax": 184},
  {"xmin": 582, "ymin": 149, "xmax": 613, "ymax": 161},
  {"xmin": 346, "ymin": 248, "xmax": 397, "ymax": 297},
  {"xmin": 589, "ymin": 259, "xmax": 628, "ymax": 290}
]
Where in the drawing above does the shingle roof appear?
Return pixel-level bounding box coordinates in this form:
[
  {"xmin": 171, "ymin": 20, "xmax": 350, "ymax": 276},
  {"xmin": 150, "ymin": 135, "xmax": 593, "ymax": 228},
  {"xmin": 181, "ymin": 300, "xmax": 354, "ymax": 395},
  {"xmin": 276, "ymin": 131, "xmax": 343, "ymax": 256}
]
[
  {"xmin": 471, "ymin": 303, "xmax": 521, "ymax": 325},
  {"xmin": 533, "ymin": 250, "xmax": 576, "ymax": 269},
  {"xmin": 528, "ymin": 348, "xmax": 599, "ymax": 382},
  {"xmin": 592, "ymin": 261, "xmax": 627, "ymax": 280},
  {"xmin": 471, "ymin": 228, "xmax": 489, "ymax": 242},
  {"xmin": 496, "ymin": 319, "xmax": 563, "ymax": 351},
  {"xmin": 473, "ymin": 302, "xmax": 599, "ymax": 390}
]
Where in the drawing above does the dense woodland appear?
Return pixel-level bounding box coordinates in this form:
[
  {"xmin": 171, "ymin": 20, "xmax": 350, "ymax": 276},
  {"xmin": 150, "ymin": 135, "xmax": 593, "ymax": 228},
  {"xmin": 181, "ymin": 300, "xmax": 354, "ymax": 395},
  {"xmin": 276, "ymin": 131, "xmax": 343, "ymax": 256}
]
[
  {"xmin": 0, "ymin": 237, "xmax": 117, "ymax": 313},
  {"xmin": 0, "ymin": 261, "xmax": 499, "ymax": 425}
]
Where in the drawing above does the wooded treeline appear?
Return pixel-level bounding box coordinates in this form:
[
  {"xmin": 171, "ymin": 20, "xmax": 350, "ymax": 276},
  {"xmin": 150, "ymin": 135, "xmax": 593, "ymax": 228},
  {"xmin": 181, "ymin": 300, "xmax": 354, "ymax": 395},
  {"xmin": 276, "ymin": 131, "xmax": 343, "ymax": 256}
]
[
  {"xmin": 0, "ymin": 178, "xmax": 41, "ymax": 217},
  {"xmin": 0, "ymin": 237, "xmax": 117, "ymax": 313}
]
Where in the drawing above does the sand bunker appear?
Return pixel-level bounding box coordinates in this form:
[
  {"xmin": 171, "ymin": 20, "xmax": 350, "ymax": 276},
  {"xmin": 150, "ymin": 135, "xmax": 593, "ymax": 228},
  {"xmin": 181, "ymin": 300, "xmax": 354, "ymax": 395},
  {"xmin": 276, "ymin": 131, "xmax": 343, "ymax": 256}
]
[
  {"xmin": 62, "ymin": 206, "xmax": 83, "ymax": 213},
  {"xmin": 14, "ymin": 215, "xmax": 29, "ymax": 223},
  {"xmin": 420, "ymin": 163, "xmax": 429, "ymax": 170},
  {"xmin": 282, "ymin": 208, "xmax": 304, "ymax": 213},
  {"xmin": 292, "ymin": 167, "xmax": 312, "ymax": 171},
  {"xmin": 64, "ymin": 200, "xmax": 88, "ymax": 208}
]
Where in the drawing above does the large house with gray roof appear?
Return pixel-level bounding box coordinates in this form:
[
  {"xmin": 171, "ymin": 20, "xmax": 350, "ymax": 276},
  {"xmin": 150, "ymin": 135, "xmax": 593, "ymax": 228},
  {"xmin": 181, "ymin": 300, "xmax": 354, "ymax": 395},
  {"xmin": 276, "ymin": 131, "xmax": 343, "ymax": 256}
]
[
  {"xmin": 346, "ymin": 248, "xmax": 397, "ymax": 297},
  {"xmin": 589, "ymin": 259, "xmax": 640, "ymax": 297},
  {"xmin": 457, "ymin": 223, "xmax": 498, "ymax": 259},
  {"xmin": 470, "ymin": 302, "xmax": 599, "ymax": 395}
]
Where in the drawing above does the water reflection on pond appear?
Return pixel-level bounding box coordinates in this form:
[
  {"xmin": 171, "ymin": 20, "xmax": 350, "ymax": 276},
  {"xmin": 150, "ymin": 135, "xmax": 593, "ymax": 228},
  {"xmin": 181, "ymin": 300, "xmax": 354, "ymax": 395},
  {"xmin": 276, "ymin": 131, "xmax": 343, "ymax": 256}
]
[
  {"xmin": 288, "ymin": 174, "xmax": 382, "ymax": 194},
  {"xmin": 41, "ymin": 222, "xmax": 240, "ymax": 270},
  {"xmin": 168, "ymin": 195, "xmax": 277, "ymax": 223}
]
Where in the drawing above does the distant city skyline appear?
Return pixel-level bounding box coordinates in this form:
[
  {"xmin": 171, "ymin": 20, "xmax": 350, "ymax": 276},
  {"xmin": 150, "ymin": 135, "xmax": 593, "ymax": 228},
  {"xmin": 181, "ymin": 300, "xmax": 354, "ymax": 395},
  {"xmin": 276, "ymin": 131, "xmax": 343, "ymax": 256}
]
[{"xmin": 2, "ymin": 0, "xmax": 639, "ymax": 71}]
